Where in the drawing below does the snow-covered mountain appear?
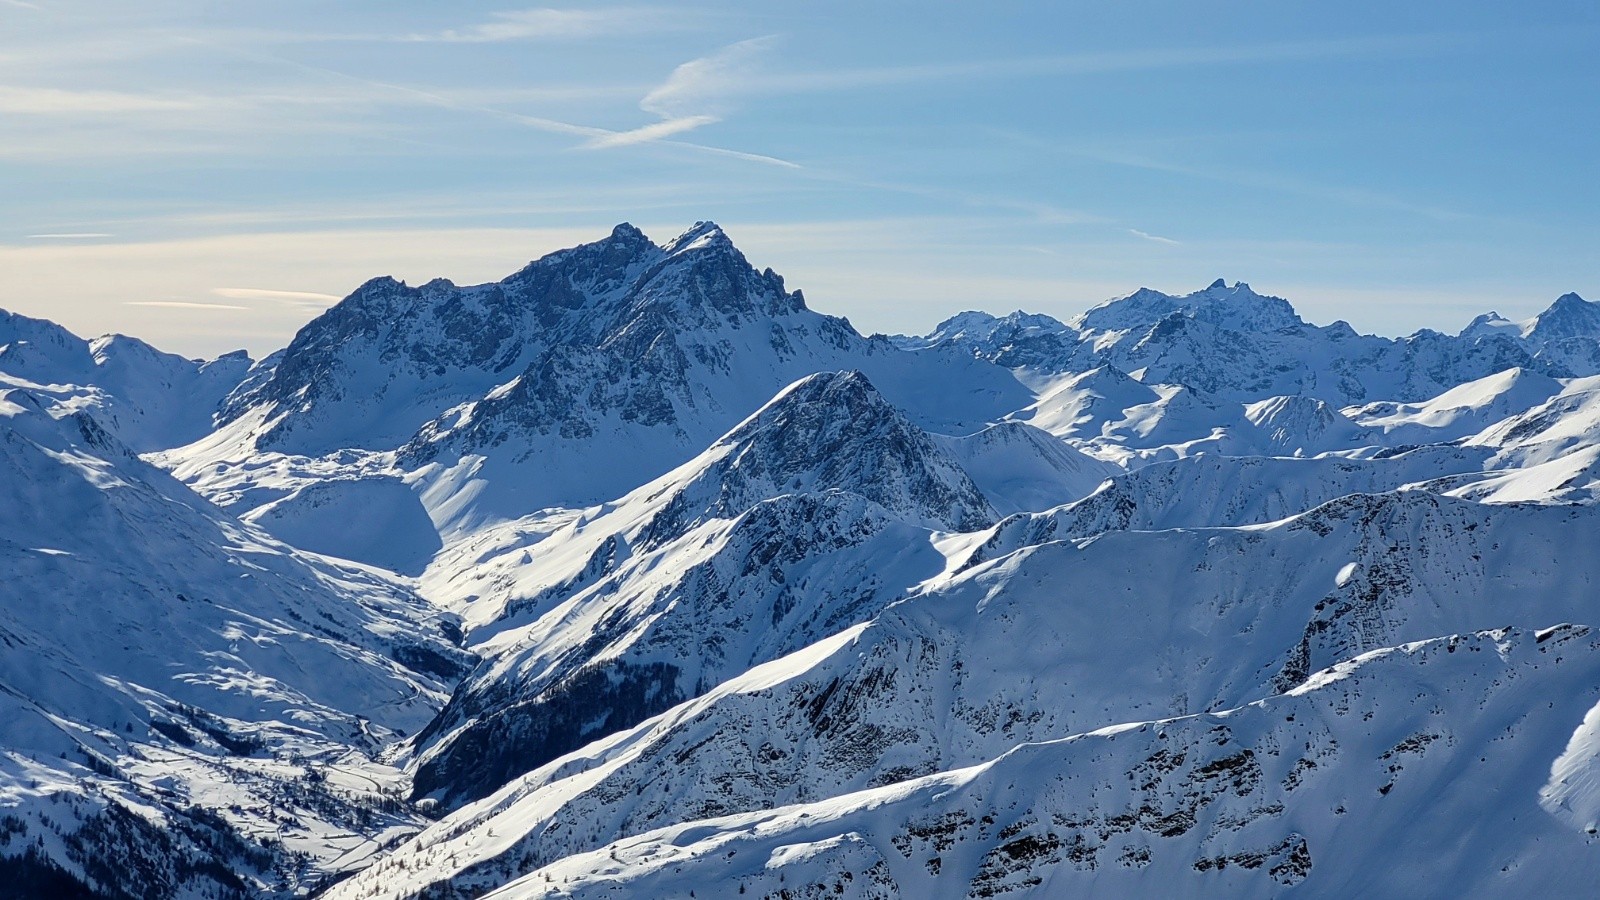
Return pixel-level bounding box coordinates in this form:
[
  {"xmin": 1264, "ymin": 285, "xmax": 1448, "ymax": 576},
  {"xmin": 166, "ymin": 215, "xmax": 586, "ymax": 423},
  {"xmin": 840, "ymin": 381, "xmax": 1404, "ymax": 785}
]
[
  {"xmin": 0, "ymin": 384, "xmax": 471, "ymax": 897},
  {"xmin": 959, "ymin": 447, "xmax": 1490, "ymax": 570},
  {"xmin": 407, "ymin": 371, "xmax": 1021, "ymax": 809},
  {"xmin": 1346, "ymin": 366, "xmax": 1566, "ymax": 445},
  {"xmin": 484, "ymin": 625, "xmax": 1600, "ymax": 899},
  {"xmin": 0, "ymin": 308, "xmax": 253, "ymax": 451},
  {"xmin": 166, "ymin": 222, "xmax": 1030, "ymax": 546},
  {"xmin": 907, "ymin": 281, "xmax": 1593, "ymax": 406},
  {"xmin": 7, "ymin": 223, "xmax": 1600, "ymax": 898},
  {"xmin": 330, "ymin": 490, "xmax": 1600, "ymax": 898},
  {"xmin": 1462, "ymin": 292, "xmax": 1600, "ymax": 374}
]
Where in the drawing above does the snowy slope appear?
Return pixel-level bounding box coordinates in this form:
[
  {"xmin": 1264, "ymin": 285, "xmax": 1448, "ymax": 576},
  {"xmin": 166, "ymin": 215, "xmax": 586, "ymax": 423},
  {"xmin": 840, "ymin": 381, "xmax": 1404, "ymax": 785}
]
[
  {"xmin": 0, "ymin": 307, "xmax": 252, "ymax": 451},
  {"xmin": 1346, "ymin": 366, "xmax": 1565, "ymax": 445},
  {"xmin": 243, "ymin": 475, "xmax": 444, "ymax": 576},
  {"xmin": 1467, "ymin": 376, "xmax": 1600, "ymax": 467},
  {"xmin": 1010, "ymin": 364, "xmax": 1161, "ymax": 441},
  {"xmin": 0, "ymin": 387, "xmax": 472, "ymax": 895},
  {"xmin": 424, "ymin": 370, "xmax": 996, "ymax": 632},
  {"xmin": 9, "ymin": 233, "xmax": 1600, "ymax": 899},
  {"xmin": 960, "ymin": 447, "xmax": 1490, "ymax": 570},
  {"xmin": 932, "ymin": 422, "xmax": 1119, "ymax": 515},
  {"xmin": 1010, "ymin": 364, "xmax": 1379, "ymax": 465},
  {"xmin": 330, "ymin": 489, "xmax": 1600, "ymax": 898},
  {"xmin": 492, "ymin": 625, "xmax": 1600, "ymax": 900},
  {"xmin": 406, "ymin": 372, "xmax": 1002, "ymax": 808},
  {"xmin": 0, "ymin": 389, "xmax": 467, "ymax": 740},
  {"xmin": 1430, "ymin": 444, "xmax": 1600, "ymax": 504}
]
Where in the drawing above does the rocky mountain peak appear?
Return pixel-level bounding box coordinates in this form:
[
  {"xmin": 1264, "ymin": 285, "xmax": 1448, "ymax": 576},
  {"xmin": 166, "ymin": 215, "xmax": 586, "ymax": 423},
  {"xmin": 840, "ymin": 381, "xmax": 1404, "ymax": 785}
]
[
  {"xmin": 1461, "ymin": 310, "xmax": 1520, "ymax": 339},
  {"xmin": 661, "ymin": 219, "xmax": 733, "ymax": 255},
  {"xmin": 1185, "ymin": 279, "xmax": 1305, "ymax": 331},
  {"xmin": 1074, "ymin": 280, "xmax": 1305, "ymax": 337},
  {"xmin": 607, "ymin": 221, "xmax": 651, "ymax": 244},
  {"xmin": 638, "ymin": 370, "xmax": 996, "ymax": 541},
  {"xmin": 1527, "ymin": 291, "xmax": 1600, "ymax": 344},
  {"xmin": 617, "ymin": 220, "xmax": 801, "ymax": 325}
]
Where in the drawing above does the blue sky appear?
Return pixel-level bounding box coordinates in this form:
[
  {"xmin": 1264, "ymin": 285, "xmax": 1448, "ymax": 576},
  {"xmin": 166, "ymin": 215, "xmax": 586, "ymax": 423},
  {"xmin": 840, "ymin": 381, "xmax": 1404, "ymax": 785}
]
[{"xmin": 2, "ymin": 1, "xmax": 1596, "ymax": 357}]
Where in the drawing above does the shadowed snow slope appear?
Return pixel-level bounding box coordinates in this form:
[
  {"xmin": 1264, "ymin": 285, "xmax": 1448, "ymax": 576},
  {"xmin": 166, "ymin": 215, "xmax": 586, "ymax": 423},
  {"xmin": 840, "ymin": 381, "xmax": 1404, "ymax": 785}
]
[
  {"xmin": 406, "ymin": 371, "xmax": 1000, "ymax": 808},
  {"xmin": 331, "ymin": 489, "xmax": 1600, "ymax": 898},
  {"xmin": 933, "ymin": 422, "xmax": 1118, "ymax": 515},
  {"xmin": 488, "ymin": 626, "xmax": 1600, "ymax": 900}
]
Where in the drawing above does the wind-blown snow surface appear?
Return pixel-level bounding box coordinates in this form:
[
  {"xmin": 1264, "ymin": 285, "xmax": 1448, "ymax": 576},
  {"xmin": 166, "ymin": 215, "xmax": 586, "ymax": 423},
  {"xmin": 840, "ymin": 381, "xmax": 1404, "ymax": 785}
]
[{"xmin": 9, "ymin": 224, "xmax": 1600, "ymax": 898}]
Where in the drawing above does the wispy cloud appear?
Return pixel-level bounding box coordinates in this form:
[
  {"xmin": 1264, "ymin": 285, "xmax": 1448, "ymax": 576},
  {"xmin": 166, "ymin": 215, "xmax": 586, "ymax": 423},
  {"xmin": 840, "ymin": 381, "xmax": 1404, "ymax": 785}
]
[
  {"xmin": 416, "ymin": 8, "xmax": 676, "ymax": 44},
  {"xmin": 583, "ymin": 114, "xmax": 718, "ymax": 148},
  {"xmin": 579, "ymin": 31, "xmax": 1461, "ymax": 165},
  {"xmin": 125, "ymin": 300, "xmax": 247, "ymax": 311},
  {"xmin": 0, "ymin": 28, "xmax": 775, "ymax": 168},
  {"xmin": 27, "ymin": 232, "xmax": 113, "ymax": 239},
  {"xmin": 579, "ymin": 37, "xmax": 762, "ymax": 150},
  {"xmin": 640, "ymin": 36, "xmax": 775, "ymax": 119},
  {"xmin": 1129, "ymin": 228, "xmax": 1181, "ymax": 245},
  {"xmin": 661, "ymin": 141, "xmax": 800, "ymax": 169},
  {"xmin": 160, "ymin": 35, "xmax": 801, "ymax": 168},
  {"xmin": 211, "ymin": 287, "xmax": 342, "ymax": 307},
  {"xmin": 575, "ymin": 36, "xmax": 799, "ymax": 164},
  {"xmin": 631, "ymin": 32, "xmax": 1475, "ymax": 103},
  {"xmin": 0, "ymin": 85, "xmax": 197, "ymax": 114}
]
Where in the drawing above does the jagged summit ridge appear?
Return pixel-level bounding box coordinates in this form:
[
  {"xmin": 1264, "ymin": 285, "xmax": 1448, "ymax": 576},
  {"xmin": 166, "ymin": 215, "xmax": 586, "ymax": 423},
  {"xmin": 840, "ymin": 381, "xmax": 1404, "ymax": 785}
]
[
  {"xmin": 1073, "ymin": 279, "xmax": 1306, "ymax": 335},
  {"xmin": 898, "ymin": 278, "xmax": 1591, "ymax": 405},
  {"xmin": 174, "ymin": 222, "xmax": 1030, "ymax": 534},
  {"xmin": 679, "ymin": 370, "xmax": 997, "ymax": 534},
  {"xmin": 1458, "ymin": 291, "xmax": 1600, "ymax": 345},
  {"xmin": 225, "ymin": 221, "xmax": 683, "ymax": 450}
]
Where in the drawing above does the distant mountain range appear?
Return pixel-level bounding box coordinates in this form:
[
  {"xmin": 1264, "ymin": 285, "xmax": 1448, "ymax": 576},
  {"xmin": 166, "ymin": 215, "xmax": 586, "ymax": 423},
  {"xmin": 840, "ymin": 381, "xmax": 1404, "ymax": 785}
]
[{"xmin": 3, "ymin": 222, "xmax": 1600, "ymax": 898}]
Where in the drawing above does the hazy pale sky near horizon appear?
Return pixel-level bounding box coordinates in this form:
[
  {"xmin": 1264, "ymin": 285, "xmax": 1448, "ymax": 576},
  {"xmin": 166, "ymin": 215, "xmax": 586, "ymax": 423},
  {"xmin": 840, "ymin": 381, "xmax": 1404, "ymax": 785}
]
[{"xmin": 2, "ymin": 1, "xmax": 1596, "ymax": 357}]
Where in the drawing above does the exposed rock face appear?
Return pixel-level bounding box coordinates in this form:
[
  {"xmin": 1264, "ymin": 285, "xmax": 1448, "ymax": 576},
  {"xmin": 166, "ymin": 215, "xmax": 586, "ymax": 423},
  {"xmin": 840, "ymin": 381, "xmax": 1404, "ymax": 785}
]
[
  {"xmin": 409, "ymin": 371, "xmax": 998, "ymax": 808},
  {"xmin": 183, "ymin": 222, "xmax": 1029, "ymax": 534}
]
